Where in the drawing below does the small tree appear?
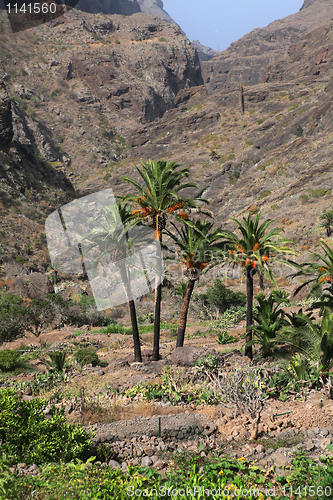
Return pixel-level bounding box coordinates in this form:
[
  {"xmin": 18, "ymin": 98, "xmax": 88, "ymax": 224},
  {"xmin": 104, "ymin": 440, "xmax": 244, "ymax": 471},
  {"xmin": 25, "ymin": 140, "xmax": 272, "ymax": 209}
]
[
  {"xmin": 208, "ymin": 365, "xmax": 267, "ymax": 439},
  {"xmin": 24, "ymin": 298, "xmax": 55, "ymax": 337},
  {"xmin": 320, "ymin": 208, "xmax": 333, "ymax": 237}
]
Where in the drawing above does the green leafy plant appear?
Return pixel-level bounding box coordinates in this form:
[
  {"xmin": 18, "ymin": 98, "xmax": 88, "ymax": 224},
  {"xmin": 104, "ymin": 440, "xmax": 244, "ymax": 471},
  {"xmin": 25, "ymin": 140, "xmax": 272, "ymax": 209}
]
[
  {"xmin": 217, "ymin": 330, "xmax": 237, "ymax": 344},
  {"xmin": 0, "ymin": 350, "xmax": 20, "ymax": 372},
  {"xmin": 42, "ymin": 350, "xmax": 69, "ymax": 373},
  {"xmin": 74, "ymin": 347, "xmax": 103, "ymax": 368},
  {"xmin": 249, "ymin": 290, "xmax": 289, "ymax": 357},
  {"xmin": 195, "ymin": 279, "xmax": 246, "ymax": 319},
  {"xmin": 0, "ymin": 389, "xmax": 92, "ymax": 465},
  {"xmin": 0, "ymin": 293, "xmax": 26, "ymax": 343}
]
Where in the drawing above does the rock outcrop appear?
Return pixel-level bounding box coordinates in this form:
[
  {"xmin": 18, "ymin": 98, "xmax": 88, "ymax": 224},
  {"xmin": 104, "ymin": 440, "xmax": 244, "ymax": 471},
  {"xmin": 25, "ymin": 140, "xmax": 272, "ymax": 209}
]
[{"xmin": 0, "ymin": 83, "xmax": 13, "ymax": 147}]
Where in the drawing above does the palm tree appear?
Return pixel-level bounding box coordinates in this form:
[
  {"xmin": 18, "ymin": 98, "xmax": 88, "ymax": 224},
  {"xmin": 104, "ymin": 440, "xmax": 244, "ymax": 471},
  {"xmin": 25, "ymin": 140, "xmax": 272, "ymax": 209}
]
[
  {"xmin": 83, "ymin": 201, "xmax": 142, "ymax": 362},
  {"xmin": 165, "ymin": 218, "xmax": 226, "ymax": 347},
  {"xmin": 293, "ymin": 240, "xmax": 333, "ymax": 312},
  {"xmin": 121, "ymin": 159, "xmax": 206, "ymax": 360},
  {"xmin": 278, "ymin": 307, "xmax": 333, "ymax": 374},
  {"xmin": 221, "ymin": 212, "xmax": 297, "ymax": 359},
  {"xmin": 320, "ymin": 208, "xmax": 333, "ymax": 237}
]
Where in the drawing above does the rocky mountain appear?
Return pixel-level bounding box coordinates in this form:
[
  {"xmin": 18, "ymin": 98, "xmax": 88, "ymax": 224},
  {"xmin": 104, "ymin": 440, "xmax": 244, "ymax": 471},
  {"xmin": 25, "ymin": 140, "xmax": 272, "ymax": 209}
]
[
  {"xmin": 1, "ymin": 4, "xmax": 333, "ymax": 299},
  {"xmin": 202, "ymin": 0, "xmax": 333, "ymax": 93},
  {"xmin": 192, "ymin": 40, "xmax": 218, "ymax": 62},
  {"xmin": 137, "ymin": 0, "xmax": 175, "ymax": 24}
]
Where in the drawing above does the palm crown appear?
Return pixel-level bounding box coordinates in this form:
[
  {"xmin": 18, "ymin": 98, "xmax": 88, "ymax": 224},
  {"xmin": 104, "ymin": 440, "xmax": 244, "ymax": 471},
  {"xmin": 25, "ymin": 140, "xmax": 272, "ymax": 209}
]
[
  {"xmin": 121, "ymin": 160, "xmax": 204, "ymax": 240},
  {"xmin": 165, "ymin": 218, "xmax": 225, "ymax": 279},
  {"xmin": 222, "ymin": 212, "xmax": 297, "ymax": 284}
]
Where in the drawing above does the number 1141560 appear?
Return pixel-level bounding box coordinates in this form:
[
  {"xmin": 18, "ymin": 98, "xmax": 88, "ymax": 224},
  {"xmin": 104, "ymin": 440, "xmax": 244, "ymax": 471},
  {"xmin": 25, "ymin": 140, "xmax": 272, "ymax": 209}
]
[{"xmin": 6, "ymin": 3, "xmax": 57, "ymax": 14}]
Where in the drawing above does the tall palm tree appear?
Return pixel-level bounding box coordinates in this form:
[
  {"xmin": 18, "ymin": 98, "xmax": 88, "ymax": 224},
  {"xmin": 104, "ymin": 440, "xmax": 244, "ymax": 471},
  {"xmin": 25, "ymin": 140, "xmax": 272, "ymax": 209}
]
[
  {"xmin": 165, "ymin": 218, "xmax": 226, "ymax": 347},
  {"xmin": 221, "ymin": 212, "xmax": 297, "ymax": 359},
  {"xmin": 121, "ymin": 159, "xmax": 206, "ymax": 360},
  {"xmin": 83, "ymin": 201, "xmax": 142, "ymax": 362}
]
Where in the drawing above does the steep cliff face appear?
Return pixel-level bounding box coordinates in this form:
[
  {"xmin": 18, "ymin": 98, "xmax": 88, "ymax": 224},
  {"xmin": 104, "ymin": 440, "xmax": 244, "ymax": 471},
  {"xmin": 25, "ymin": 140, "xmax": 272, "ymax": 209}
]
[
  {"xmin": 202, "ymin": 0, "xmax": 333, "ymax": 93},
  {"xmin": 0, "ymin": 84, "xmax": 13, "ymax": 147},
  {"xmin": 0, "ymin": 8, "xmax": 202, "ymax": 184}
]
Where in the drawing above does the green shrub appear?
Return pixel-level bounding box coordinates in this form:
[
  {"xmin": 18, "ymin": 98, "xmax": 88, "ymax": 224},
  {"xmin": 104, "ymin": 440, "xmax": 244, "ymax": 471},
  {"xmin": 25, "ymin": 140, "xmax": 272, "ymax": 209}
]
[
  {"xmin": 74, "ymin": 348, "xmax": 101, "ymax": 367},
  {"xmin": 245, "ymin": 139, "xmax": 253, "ymax": 146},
  {"xmin": 271, "ymin": 204, "xmax": 280, "ymax": 210},
  {"xmin": 258, "ymin": 189, "xmax": 272, "ymax": 200},
  {"xmin": 15, "ymin": 256, "xmax": 26, "ymax": 265},
  {"xmin": 311, "ymin": 188, "xmax": 326, "ymax": 198},
  {"xmin": 299, "ymin": 194, "xmax": 309, "ymax": 204},
  {"xmin": 229, "ymin": 169, "xmax": 241, "ymax": 185},
  {"xmin": 137, "ymin": 312, "xmax": 154, "ymax": 324},
  {"xmin": 196, "ymin": 279, "xmax": 246, "ymax": 318},
  {"xmin": 0, "ymin": 350, "xmax": 19, "ymax": 372},
  {"xmin": 0, "ymin": 388, "xmax": 92, "ymax": 465},
  {"xmin": 211, "ymin": 305, "xmax": 247, "ymax": 330},
  {"xmin": 0, "ymin": 293, "xmax": 26, "ymax": 343}
]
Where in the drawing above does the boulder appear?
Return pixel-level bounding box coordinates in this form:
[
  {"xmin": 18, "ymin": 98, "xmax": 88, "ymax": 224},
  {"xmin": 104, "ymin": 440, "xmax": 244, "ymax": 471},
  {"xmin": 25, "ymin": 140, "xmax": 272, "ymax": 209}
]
[
  {"xmin": 171, "ymin": 346, "xmax": 218, "ymax": 367},
  {"xmin": 10, "ymin": 273, "xmax": 54, "ymax": 299}
]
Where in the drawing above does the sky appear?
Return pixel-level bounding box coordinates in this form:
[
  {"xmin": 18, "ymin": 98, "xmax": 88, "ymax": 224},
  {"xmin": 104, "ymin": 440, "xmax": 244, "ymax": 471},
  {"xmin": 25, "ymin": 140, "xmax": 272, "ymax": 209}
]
[{"xmin": 162, "ymin": 0, "xmax": 305, "ymax": 51}]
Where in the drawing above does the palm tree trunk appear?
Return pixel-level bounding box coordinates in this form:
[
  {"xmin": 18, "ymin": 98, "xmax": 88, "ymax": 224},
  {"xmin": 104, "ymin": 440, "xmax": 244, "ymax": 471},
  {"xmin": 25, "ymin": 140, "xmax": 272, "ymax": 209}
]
[
  {"xmin": 245, "ymin": 266, "xmax": 254, "ymax": 360},
  {"xmin": 176, "ymin": 279, "xmax": 195, "ymax": 348},
  {"xmin": 119, "ymin": 264, "xmax": 142, "ymax": 363},
  {"xmin": 152, "ymin": 216, "xmax": 163, "ymax": 361},
  {"xmin": 129, "ymin": 299, "xmax": 142, "ymax": 363}
]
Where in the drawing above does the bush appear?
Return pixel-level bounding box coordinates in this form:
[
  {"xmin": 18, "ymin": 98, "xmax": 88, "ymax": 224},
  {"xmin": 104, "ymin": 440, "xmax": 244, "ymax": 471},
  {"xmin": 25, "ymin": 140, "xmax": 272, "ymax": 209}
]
[
  {"xmin": 15, "ymin": 256, "xmax": 26, "ymax": 265},
  {"xmin": 137, "ymin": 312, "xmax": 154, "ymax": 324},
  {"xmin": 196, "ymin": 279, "xmax": 246, "ymax": 318},
  {"xmin": 24, "ymin": 298, "xmax": 55, "ymax": 337},
  {"xmin": 74, "ymin": 348, "xmax": 102, "ymax": 367},
  {"xmin": 0, "ymin": 388, "xmax": 92, "ymax": 465},
  {"xmin": 258, "ymin": 189, "xmax": 272, "ymax": 200},
  {"xmin": 0, "ymin": 293, "xmax": 26, "ymax": 343},
  {"xmin": 0, "ymin": 350, "xmax": 20, "ymax": 372}
]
